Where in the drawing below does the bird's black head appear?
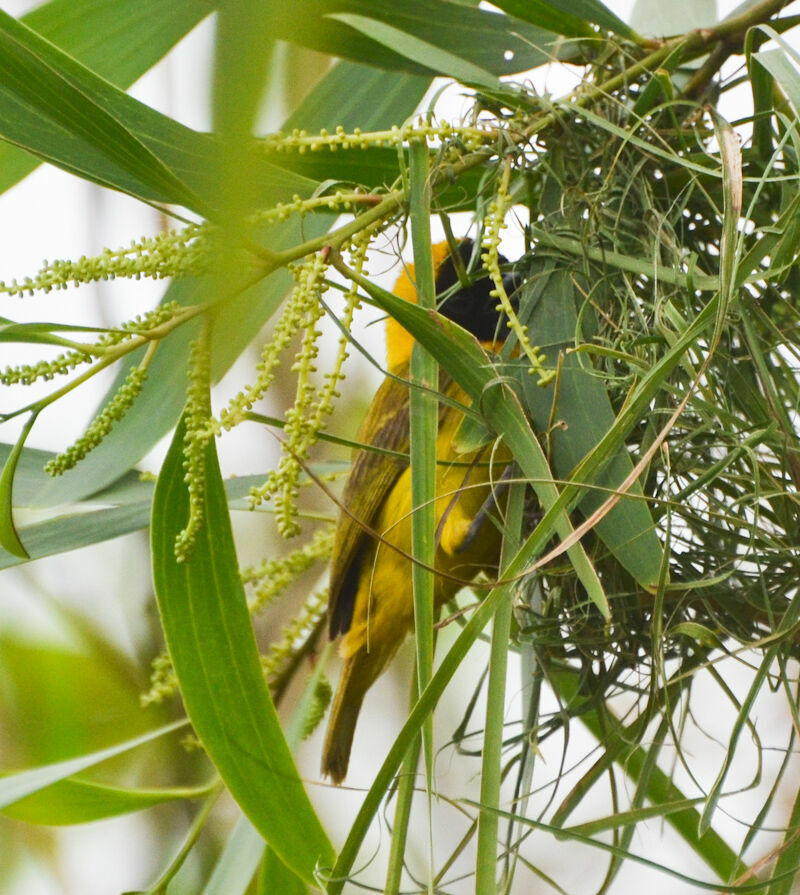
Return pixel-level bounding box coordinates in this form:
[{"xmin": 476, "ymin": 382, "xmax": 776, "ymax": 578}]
[{"xmin": 434, "ymin": 239, "xmax": 520, "ymax": 343}]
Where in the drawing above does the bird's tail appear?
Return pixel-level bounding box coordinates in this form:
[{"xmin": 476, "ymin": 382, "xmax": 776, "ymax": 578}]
[{"xmin": 321, "ymin": 656, "xmax": 370, "ymax": 784}]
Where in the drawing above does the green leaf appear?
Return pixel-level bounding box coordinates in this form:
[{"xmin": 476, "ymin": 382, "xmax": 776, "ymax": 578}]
[
  {"xmin": 0, "ymin": 318, "xmax": 108, "ymax": 347},
  {"xmin": 0, "ymin": 442, "xmax": 274, "ymax": 568},
  {"xmin": 408, "ymin": 146, "xmax": 437, "ymax": 790},
  {"xmin": 259, "ymin": 848, "xmax": 308, "ymax": 895},
  {"xmin": 0, "ymin": 503, "xmax": 151, "ymax": 571},
  {"xmin": 745, "ymin": 30, "xmax": 777, "ymax": 161},
  {"xmin": 212, "ymin": 0, "xmax": 277, "ymax": 137},
  {"xmin": 271, "ymin": 0, "xmax": 557, "ymax": 76},
  {"xmin": 0, "ymin": 720, "xmax": 187, "ymax": 811},
  {"xmin": 151, "ymin": 414, "xmax": 333, "ymax": 885},
  {"xmin": 519, "ymin": 266, "xmax": 663, "ymax": 588},
  {"xmin": 0, "ymin": 9, "xmax": 314, "ymax": 214},
  {"xmin": 0, "ymin": 442, "xmax": 95, "ymax": 507},
  {"xmin": 0, "ymin": 0, "xmax": 213, "ymax": 195},
  {"xmin": 670, "ymin": 621, "xmax": 722, "ymax": 648},
  {"xmin": 328, "ymin": 13, "xmax": 500, "ymax": 88},
  {"xmin": 753, "ymin": 43, "xmax": 800, "ymax": 121},
  {"xmin": 281, "ymin": 60, "xmax": 429, "ymax": 133},
  {"xmin": 2, "ymin": 777, "xmax": 212, "ymax": 826},
  {"xmin": 491, "ymin": 0, "xmax": 635, "ymax": 39},
  {"xmin": 0, "ymin": 9, "xmax": 200, "ymax": 210}
]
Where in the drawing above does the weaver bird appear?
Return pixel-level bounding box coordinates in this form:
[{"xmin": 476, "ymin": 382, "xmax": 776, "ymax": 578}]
[{"xmin": 321, "ymin": 239, "xmax": 516, "ymax": 784}]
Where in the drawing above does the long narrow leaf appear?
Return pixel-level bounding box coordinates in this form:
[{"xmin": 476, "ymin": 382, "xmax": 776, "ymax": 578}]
[
  {"xmin": 271, "ymin": 0, "xmax": 557, "ymax": 76},
  {"xmin": 491, "ymin": 0, "xmax": 634, "ymax": 38},
  {"xmin": 407, "ymin": 145, "xmax": 437, "ymax": 872},
  {"xmin": 0, "ymin": 9, "xmax": 313, "ymax": 214},
  {"xmin": 520, "ymin": 266, "xmax": 663, "ymax": 588},
  {"xmin": 0, "ymin": 720, "xmax": 187, "ymax": 810},
  {"xmin": 151, "ymin": 414, "xmax": 333, "ymax": 885},
  {"xmin": 2, "ymin": 777, "xmax": 212, "ymax": 826},
  {"xmin": 476, "ymin": 484, "xmax": 524, "ymax": 895},
  {"xmin": 328, "ymin": 13, "xmax": 500, "ymax": 88},
  {"xmin": 0, "ymin": 0, "xmax": 213, "ymax": 194},
  {"xmin": 765, "ymin": 779, "xmax": 800, "ymax": 895},
  {"xmin": 0, "ymin": 414, "xmax": 36, "ymax": 558},
  {"xmin": 0, "ymin": 9, "xmax": 199, "ymax": 209},
  {"xmin": 202, "ymin": 816, "xmax": 267, "ymax": 895},
  {"xmin": 0, "ymin": 473, "xmax": 286, "ymax": 570}
]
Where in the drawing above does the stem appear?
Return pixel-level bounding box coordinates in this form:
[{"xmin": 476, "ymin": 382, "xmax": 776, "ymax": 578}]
[
  {"xmin": 683, "ymin": 41, "xmax": 732, "ymax": 98},
  {"xmin": 268, "ymin": 189, "xmax": 404, "ymax": 269},
  {"xmin": 408, "ymin": 138, "xmax": 437, "ymax": 894},
  {"xmin": 385, "ymin": 669, "xmax": 423, "ymax": 895},
  {"xmin": 475, "ymin": 480, "xmax": 525, "ymax": 895},
  {"xmin": 144, "ymin": 779, "xmax": 224, "ymax": 894},
  {"xmin": 712, "ymin": 0, "xmax": 793, "ymax": 40},
  {"xmin": 530, "ymin": 227, "xmax": 719, "ymax": 290}
]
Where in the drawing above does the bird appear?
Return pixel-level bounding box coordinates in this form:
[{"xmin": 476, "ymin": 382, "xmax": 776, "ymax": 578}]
[{"xmin": 321, "ymin": 238, "xmax": 517, "ymax": 784}]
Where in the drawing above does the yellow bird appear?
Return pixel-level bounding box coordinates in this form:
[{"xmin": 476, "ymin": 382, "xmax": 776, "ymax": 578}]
[{"xmin": 322, "ymin": 239, "xmax": 516, "ymax": 784}]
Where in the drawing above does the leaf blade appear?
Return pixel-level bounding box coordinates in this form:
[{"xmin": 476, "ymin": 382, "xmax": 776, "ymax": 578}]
[
  {"xmin": 491, "ymin": 0, "xmax": 634, "ymax": 38},
  {"xmin": 0, "ymin": 8, "xmax": 199, "ymax": 209},
  {"xmin": 151, "ymin": 414, "xmax": 333, "ymax": 884},
  {"xmin": 2, "ymin": 776, "xmax": 212, "ymax": 826},
  {"xmin": 327, "ymin": 13, "xmax": 500, "ymax": 88},
  {"xmin": 0, "ymin": 720, "xmax": 187, "ymax": 811},
  {"xmin": 0, "ymin": 0, "xmax": 213, "ymax": 194}
]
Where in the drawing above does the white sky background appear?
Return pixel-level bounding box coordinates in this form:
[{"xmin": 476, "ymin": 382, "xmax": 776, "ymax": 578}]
[{"xmin": 1, "ymin": 2, "xmax": 798, "ymax": 894}]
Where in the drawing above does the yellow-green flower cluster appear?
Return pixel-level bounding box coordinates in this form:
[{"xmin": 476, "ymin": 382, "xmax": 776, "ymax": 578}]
[
  {"xmin": 242, "ymin": 524, "xmax": 335, "ymax": 614},
  {"xmin": 275, "ymin": 237, "xmax": 370, "ymax": 537},
  {"xmin": 214, "ymin": 257, "xmax": 327, "ymax": 435},
  {"xmin": 115, "ymin": 301, "xmax": 187, "ymax": 334},
  {"xmin": 271, "ymin": 256, "xmax": 329, "ymax": 536},
  {"xmin": 301, "ymin": 676, "xmax": 332, "ymax": 741},
  {"xmin": 45, "ymin": 364, "xmax": 148, "ymax": 475},
  {"xmin": 1, "ymin": 347, "xmax": 96, "ymax": 386},
  {"xmin": 140, "ymin": 652, "xmax": 177, "ymax": 706},
  {"xmin": 261, "ymin": 588, "xmax": 327, "ymax": 686},
  {"xmin": 251, "ymin": 190, "xmax": 376, "ymax": 226},
  {"xmin": 244, "ymin": 252, "xmax": 332, "ymax": 535},
  {"xmin": 0, "ymin": 228, "xmax": 205, "ymax": 297},
  {"xmin": 1, "ymin": 304, "xmax": 185, "ymax": 390},
  {"xmin": 263, "ymin": 121, "xmax": 498, "ymax": 155},
  {"xmin": 174, "ymin": 330, "xmax": 212, "ymax": 562},
  {"xmin": 481, "ymin": 161, "xmax": 553, "ymax": 386}
]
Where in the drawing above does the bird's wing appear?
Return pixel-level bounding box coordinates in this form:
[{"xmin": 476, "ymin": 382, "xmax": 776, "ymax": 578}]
[
  {"xmin": 327, "ymin": 367, "xmax": 412, "ymax": 638},
  {"xmin": 327, "ymin": 363, "xmax": 463, "ymax": 637}
]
